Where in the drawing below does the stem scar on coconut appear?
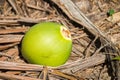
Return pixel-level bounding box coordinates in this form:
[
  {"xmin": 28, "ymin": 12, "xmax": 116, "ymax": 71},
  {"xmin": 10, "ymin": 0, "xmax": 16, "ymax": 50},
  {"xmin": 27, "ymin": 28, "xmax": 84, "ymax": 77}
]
[{"xmin": 21, "ymin": 22, "xmax": 72, "ymax": 79}]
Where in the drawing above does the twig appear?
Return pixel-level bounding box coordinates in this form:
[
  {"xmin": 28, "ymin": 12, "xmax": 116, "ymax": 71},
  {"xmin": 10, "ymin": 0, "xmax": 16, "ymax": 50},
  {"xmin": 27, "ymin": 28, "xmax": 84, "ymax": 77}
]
[
  {"xmin": 0, "ymin": 54, "xmax": 105, "ymax": 79},
  {"xmin": 26, "ymin": 4, "xmax": 44, "ymax": 11},
  {"xmin": 0, "ymin": 20, "xmax": 18, "ymax": 25},
  {"xmin": 0, "ymin": 72, "xmax": 41, "ymax": 80},
  {"xmin": 72, "ymin": 33, "xmax": 87, "ymax": 40},
  {"xmin": 0, "ymin": 52, "xmax": 12, "ymax": 58},
  {"xmin": 0, "ymin": 48, "xmax": 18, "ymax": 61},
  {"xmin": 0, "ymin": 61, "xmax": 43, "ymax": 71},
  {"xmin": 7, "ymin": 0, "xmax": 23, "ymax": 15},
  {"xmin": 93, "ymin": 42, "xmax": 110, "ymax": 56},
  {"xmin": 39, "ymin": 66, "xmax": 48, "ymax": 80},
  {"xmin": 50, "ymin": 70, "xmax": 78, "ymax": 80},
  {"xmin": 0, "ymin": 27, "xmax": 28, "ymax": 34},
  {"xmin": 57, "ymin": 54, "xmax": 105, "ymax": 73},
  {"xmin": 0, "ymin": 35, "xmax": 23, "ymax": 43},
  {"xmin": 18, "ymin": 17, "xmax": 48, "ymax": 23},
  {"xmin": 84, "ymin": 36, "xmax": 98, "ymax": 57},
  {"xmin": 0, "ymin": 16, "xmax": 19, "ymax": 19},
  {"xmin": 7, "ymin": 0, "xmax": 20, "ymax": 15},
  {"xmin": 0, "ymin": 42, "xmax": 19, "ymax": 50},
  {"xmin": 0, "ymin": 17, "xmax": 47, "ymax": 25},
  {"xmin": 0, "ymin": 54, "xmax": 105, "ymax": 73}
]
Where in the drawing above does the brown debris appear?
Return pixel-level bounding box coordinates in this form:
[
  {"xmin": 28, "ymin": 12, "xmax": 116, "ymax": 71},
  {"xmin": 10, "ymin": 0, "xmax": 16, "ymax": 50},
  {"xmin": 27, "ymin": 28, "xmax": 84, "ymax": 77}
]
[
  {"xmin": 0, "ymin": 42, "xmax": 19, "ymax": 51},
  {"xmin": 0, "ymin": 35, "xmax": 23, "ymax": 43},
  {"xmin": 0, "ymin": 72, "xmax": 41, "ymax": 80},
  {"xmin": 0, "ymin": 27, "xmax": 28, "ymax": 34},
  {"xmin": 0, "ymin": 0, "xmax": 120, "ymax": 80}
]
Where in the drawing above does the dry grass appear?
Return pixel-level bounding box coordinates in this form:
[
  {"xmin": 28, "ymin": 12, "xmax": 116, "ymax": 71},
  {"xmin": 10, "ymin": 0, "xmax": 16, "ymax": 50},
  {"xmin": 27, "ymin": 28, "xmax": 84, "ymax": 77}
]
[{"xmin": 0, "ymin": 0, "xmax": 120, "ymax": 80}]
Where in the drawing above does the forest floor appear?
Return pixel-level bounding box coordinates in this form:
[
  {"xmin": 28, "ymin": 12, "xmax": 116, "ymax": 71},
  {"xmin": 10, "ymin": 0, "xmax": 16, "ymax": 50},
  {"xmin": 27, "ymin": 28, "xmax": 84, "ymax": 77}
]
[{"xmin": 0, "ymin": 0, "xmax": 120, "ymax": 80}]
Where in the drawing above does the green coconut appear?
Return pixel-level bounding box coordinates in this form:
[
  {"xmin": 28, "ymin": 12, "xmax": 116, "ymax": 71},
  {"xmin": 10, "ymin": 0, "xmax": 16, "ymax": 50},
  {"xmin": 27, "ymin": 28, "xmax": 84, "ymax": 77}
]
[{"xmin": 21, "ymin": 22, "xmax": 72, "ymax": 67}]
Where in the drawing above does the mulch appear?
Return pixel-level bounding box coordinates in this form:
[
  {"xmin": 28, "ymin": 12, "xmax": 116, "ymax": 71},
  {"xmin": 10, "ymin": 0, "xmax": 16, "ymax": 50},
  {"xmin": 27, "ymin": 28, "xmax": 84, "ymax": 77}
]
[{"xmin": 0, "ymin": 0, "xmax": 120, "ymax": 80}]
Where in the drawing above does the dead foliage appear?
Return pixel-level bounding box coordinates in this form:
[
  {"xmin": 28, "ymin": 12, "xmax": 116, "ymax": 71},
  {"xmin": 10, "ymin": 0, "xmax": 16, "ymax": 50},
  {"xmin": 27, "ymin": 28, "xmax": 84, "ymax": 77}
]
[{"xmin": 0, "ymin": 0, "xmax": 120, "ymax": 80}]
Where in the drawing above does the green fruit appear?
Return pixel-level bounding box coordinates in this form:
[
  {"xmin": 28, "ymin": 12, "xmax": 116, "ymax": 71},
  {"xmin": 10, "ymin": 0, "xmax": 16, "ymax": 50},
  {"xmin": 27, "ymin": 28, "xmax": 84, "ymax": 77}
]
[{"xmin": 21, "ymin": 22, "xmax": 72, "ymax": 67}]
